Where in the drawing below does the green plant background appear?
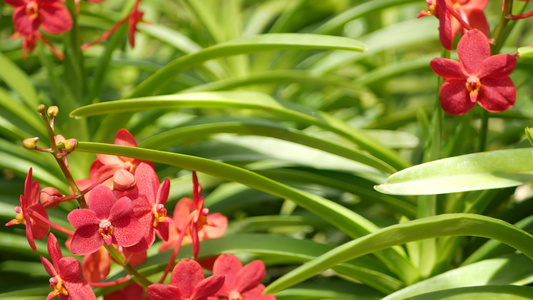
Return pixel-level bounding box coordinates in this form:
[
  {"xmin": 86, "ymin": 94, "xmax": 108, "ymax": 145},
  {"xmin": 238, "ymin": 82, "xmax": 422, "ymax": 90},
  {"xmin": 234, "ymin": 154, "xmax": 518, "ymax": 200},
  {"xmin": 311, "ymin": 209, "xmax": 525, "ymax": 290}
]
[{"xmin": 1, "ymin": 0, "xmax": 533, "ymax": 299}]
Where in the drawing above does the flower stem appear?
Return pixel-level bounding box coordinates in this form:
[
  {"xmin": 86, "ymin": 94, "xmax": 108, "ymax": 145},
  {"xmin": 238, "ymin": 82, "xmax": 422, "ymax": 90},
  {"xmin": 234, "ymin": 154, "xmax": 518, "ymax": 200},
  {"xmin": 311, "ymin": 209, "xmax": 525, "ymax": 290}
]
[
  {"xmin": 103, "ymin": 244, "xmax": 152, "ymax": 288},
  {"xmin": 478, "ymin": 110, "xmax": 489, "ymax": 152},
  {"xmin": 491, "ymin": 0, "xmax": 514, "ymax": 54},
  {"xmin": 37, "ymin": 106, "xmax": 87, "ymax": 209}
]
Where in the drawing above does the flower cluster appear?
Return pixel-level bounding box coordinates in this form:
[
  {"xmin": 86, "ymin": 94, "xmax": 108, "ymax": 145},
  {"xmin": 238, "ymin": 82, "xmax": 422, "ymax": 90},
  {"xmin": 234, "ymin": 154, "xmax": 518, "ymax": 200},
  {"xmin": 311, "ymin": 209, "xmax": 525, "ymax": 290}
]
[
  {"xmin": 1, "ymin": 0, "xmax": 146, "ymax": 59},
  {"xmin": 6, "ymin": 107, "xmax": 275, "ymax": 299}
]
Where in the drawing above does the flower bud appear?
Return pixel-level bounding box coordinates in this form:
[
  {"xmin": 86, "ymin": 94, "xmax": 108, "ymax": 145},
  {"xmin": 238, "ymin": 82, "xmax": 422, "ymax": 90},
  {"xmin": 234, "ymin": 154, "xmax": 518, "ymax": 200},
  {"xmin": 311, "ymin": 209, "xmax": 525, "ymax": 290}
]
[
  {"xmin": 37, "ymin": 104, "xmax": 46, "ymax": 114},
  {"xmin": 40, "ymin": 187, "xmax": 63, "ymax": 209},
  {"xmin": 64, "ymin": 139, "xmax": 78, "ymax": 152},
  {"xmin": 22, "ymin": 137, "xmax": 39, "ymax": 150},
  {"xmin": 47, "ymin": 106, "xmax": 59, "ymax": 117},
  {"xmin": 113, "ymin": 170, "xmax": 136, "ymax": 191},
  {"xmin": 54, "ymin": 135, "xmax": 66, "ymax": 145}
]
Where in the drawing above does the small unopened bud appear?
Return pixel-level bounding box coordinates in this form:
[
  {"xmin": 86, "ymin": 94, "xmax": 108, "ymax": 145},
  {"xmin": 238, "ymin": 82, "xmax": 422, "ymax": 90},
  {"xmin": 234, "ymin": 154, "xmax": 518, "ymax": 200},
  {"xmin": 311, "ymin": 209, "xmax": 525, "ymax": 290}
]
[
  {"xmin": 37, "ymin": 104, "xmax": 46, "ymax": 114},
  {"xmin": 113, "ymin": 170, "xmax": 136, "ymax": 191},
  {"xmin": 23, "ymin": 137, "xmax": 39, "ymax": 150},
  {"xmin": 63, "ymin": 139, "xmax": 78, "ymax": 152},
  {"xmin": 47, "ymin": 106, "xmax": 59, "ymax": 117},
  {"xmin": 40, "ymin": 187, "xmax": 63, "ymax": 209},
  {"xmin": 54, "ymin": 135, "xmax": 66, "ymax": 145}
]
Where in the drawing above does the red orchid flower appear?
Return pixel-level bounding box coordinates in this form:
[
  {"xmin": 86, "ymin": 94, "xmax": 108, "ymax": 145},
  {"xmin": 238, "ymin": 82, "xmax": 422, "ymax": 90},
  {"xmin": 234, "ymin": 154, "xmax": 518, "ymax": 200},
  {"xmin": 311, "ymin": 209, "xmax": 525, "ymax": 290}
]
[
  {"xmin": 67, "ymin": 185, "xmax": 144, "ymax": 255},
  {"xmin": 417, "ymin": 0, "xmax": 453, "ymax": 49},
  {"xmin": 40, "ymin": 233, "xmax": 96, "ymax": 300},
  {"xmin": 87, "ymin": 129, "xmax": 153, "ymax": 188},
  {"xmin": 3, "ymin": 0, "xmax": 72, "ymax": 35},
  {"xmin": 81, "ymin": 0, "xmax": 147, "ymax": 50},
  {"xmin": 5, "ymin": 168, "xmax": 49, "ymax": 252},
  {"xmin": 213, "ymin": 254, "xmax": 276, "ymax": 300},
  {"xmin": 159, "ymin": 197, "xmax": 227, "ymax": 253},
  {"xmin": 124, "ymin": 162, "xmax": 173, "ymax": 253},
  {"xmin": 147, "ymin": 259, "xmax": 225, "ymax": 300},
  {"xmin": 430, "ymin": 29, "xmax": 517, "ymax": 115},
  {"xmin": 447, "ymin": 0, "xmax": 489, "ymax": 38}
]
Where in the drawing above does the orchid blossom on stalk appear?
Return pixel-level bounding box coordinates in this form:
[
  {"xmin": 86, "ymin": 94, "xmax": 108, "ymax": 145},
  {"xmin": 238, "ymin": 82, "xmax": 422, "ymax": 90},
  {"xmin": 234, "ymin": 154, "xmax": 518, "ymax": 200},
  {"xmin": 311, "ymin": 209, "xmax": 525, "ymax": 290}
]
[
  {"xmin": 430, "ymin": 29, "xmax": 517, "ymax": 115},
  {"xmin": 2, "ymin": 0, "xmax": 72, "ymax": 59},
  {"xmin": 5, "ymin": 168, "xmax": 49, "ymax": 252},
  {"xmin": 40, "ymin": 233, "xmax": 96, "ymax": 300}
]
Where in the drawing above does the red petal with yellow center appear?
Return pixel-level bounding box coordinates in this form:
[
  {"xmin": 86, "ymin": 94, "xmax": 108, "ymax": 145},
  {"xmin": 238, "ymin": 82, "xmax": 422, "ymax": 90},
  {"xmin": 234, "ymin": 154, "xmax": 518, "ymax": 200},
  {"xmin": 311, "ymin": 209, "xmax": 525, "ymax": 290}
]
[
  {"xmin": 439, "ymin": 79, "xmax": 476, "ymax": 115},
  {"xmin": 12, "ymin": 6, "xmax": 41, "ymax": 35},
  {"xmin": 171, "ymin": 259, "xmax": 204, "ymax": 297}
]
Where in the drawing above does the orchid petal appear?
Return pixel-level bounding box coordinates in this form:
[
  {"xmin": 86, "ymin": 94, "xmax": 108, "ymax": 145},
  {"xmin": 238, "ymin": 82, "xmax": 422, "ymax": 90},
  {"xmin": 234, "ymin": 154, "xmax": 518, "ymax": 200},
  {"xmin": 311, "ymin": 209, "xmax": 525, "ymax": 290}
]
[
  {"xmin": 437, "ymin": 0, "xmax": 452, "ymax": 50},
  {"xmin": 39, "ymin": 3, "xmax": 72, "ymax": 34},
  {"xmin": 115, "ymin": 129, "xmax": 138, "ymax": 147},
  {"xmin": 87, "ymin": 185, "xmax": 115, "ymax": 219},
  {"xmin": 147, "ymin": 284, "xmax": 181, "ymax": 300},
  {"xmin": 190, "ymin": 274, "xmax": 225, "ymax": 300},
  {"xmin": 40, "ymin": 256, "xmax": 57, "ymax": 277},
  {"xmin": 479, "ymin": 54, "xmax": 517, "ymax": 78},
  {"xmin": 135, "ymin": 163, "xmax": 159, "ymax": 203},
  {"xmin": 171, "ymin": 259, "xmax": 205, "ymax": 297},
  {"xmin": 465, "ymin": 8, "xmax": 490, "ymax": 37},
  {"xmin": 213, "ymin": 254, "xmax": 242, "ymax": 290},
  {"xmin": 457, "ymin": 29, "xmax": 490, "ymax": 74},
  {"xmin": 68, "ymin": 209, "xmax": 99, "ymax": 229},
  {"xmin": 3, "ymin": 0, "xmax": 26, "ymax": 7},
  {"xmin": 47, "ymin": 233, "xmax": 63, "ymax": 269},
  {"xmin": 28, "ymin": 204, "xmax": 50, "ymax": 240},
  {"xmin": 439, "ymin": 79, "xmax": 476, "ymax": 115},
  {"xmin": 157, "ymin": 179, "xmax": 170, "ymax": 205},
  {"xmin": 108, "ymin": 197, "xmax": 134, "ymax": 222},
  {"xmin": 70, "ymin": 224, "xmax": 102, "ymax": 255},
  {"xmin": 62, "ymin": 280, "xmax": 96, "ymax": 300},
  {"xmin": 478, "ymin": 77, "xmax": 516, "ymax": 113},
  {"xmin": 430, "ymin": 58, "xmax": 467, "ymax": 79},
  {"xmin": 13, "ymin": 7, "xmax": 41, "ymax": 35},
  {"xmin": 236, "ymin": 260, "xmax": 266, "ymax": 293},
  {"xmin": 57, "ymin": 257, "xmax": 83, "ymax": 281},
  {"xmin": 82, "ymin": 247, "xmax": 110, "ymax": 283}
]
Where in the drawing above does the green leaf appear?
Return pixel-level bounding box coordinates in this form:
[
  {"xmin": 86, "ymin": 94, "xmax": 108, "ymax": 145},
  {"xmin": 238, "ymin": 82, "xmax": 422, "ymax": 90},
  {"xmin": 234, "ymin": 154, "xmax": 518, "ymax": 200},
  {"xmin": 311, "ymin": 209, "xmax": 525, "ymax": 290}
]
[
  {"xmin": 75, "ymin": 142, "xmax": 420, "ymax": 284},
  {"xmin": 383, "ymin": 254, "xmax": 533, "ymax": 300},
  {"xmin": 518, "ymin": 47, "xmax": 533, "ymax": 59},
  {"xmin": 70, "ymin": 91, "xmax": 408, "ymax": 171},
  {"xmin": 375, "ymin": 149, "xmax": 533, "ymax": 195},
  {"xmin": 404, "ymin": 285, "xmax": 533, "ymax": 300},
  {"xmin": 127, "ymin": 33, "xmax": 366, "ymax": 98},
  {"xmin": 264, "ymin": 214, "xmax": 533, "ymax": 294},
  {"xmin": 0, "ymin": 52, "xmax": 39, "ymax": 108},
  {"xmin": 140, "ymin": 118, "xmax": 395, "ymax": 173}
]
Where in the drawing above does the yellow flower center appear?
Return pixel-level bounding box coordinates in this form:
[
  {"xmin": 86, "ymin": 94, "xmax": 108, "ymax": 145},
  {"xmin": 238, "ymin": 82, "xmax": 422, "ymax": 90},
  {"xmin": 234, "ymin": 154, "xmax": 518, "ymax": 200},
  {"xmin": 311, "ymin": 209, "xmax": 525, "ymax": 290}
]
[
  {"xmin": 152, "ymin": 204, "xmax": 170, "ymax": 227},
  {"xmin": 26, "ymin": 1, "xmax": 39, "ymax": 20},
  {"xmin": 229, "ymin": 291, "xmax": 243, "ymax": 300},
  {"xmin": 465, "ymin": 76, "xmax": 481, "ymax": 103},
  {"xmin": 14, "ymin": 206, "xmax": 26, "ymax": 225},
  {"xmin": 49, "ymin": 276, "xmax": 69, "ymax": 297},
  {"xmin": 99, "ymin": 220, "xmax": 114, "ymax": 245}
]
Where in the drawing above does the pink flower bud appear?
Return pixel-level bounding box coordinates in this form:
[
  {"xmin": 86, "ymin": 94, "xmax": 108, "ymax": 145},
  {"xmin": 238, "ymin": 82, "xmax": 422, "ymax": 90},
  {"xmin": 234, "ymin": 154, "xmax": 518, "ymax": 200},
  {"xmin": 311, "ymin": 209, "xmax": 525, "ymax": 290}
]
[
  {"xmin": 47, "ymin": 106, "xmax": 59, "ymax": 117},
  {"xmin": 113, "ymin": 170, "xmax": 136, "ymax": 191},
  {"xmin": 40, "ymin": 187, "xmax": 63, "ymax": 209},
  {"xmin": 22, "ymin": 137, "xmax": 39, "ymax": 150},
  {"xmin": 63, "ymin": 139, "xmax": 78, "ymax": 152}
]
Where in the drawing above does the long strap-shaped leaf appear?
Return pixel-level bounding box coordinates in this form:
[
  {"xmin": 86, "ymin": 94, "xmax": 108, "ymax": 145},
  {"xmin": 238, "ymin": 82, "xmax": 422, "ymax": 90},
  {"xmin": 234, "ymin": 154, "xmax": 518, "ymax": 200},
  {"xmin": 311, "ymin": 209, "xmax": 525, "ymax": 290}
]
[
  {"xmin": 75, "ymin": 142, "xmax": 420, "ymax": 284},
  {"xmin": 127, "ymin": 33, "xmax": 366, "ymax": 98},
  {"xmin": 139, "ymin": 118, "xmax": 396, "ymax": 173},
  {"xmin": 264, "ymin": 213, "xmax": 533, "ymax": 294},
  {"xmin": 71, "ymin": 91, "xmax": 409, "ymax": 170},
  {"xmin": 375, "ymin": 148, "xmax": 533, "ymax": 195}
]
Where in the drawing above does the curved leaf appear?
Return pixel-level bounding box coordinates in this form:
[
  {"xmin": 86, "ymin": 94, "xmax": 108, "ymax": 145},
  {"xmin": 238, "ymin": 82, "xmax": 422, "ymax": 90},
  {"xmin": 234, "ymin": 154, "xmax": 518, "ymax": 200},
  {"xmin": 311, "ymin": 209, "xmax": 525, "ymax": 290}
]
[
  {"xmin": 70, "ymin": 91, "xmax": 408, "ymax": 170},
  {"xmin": 404, "ymin": 285, "xmax": 533, "ymax": 300},
  {"xmin": 375, "ymin": 148, "xmax": 533, "ymax": 195},
  {"xmin": 383, "ymin": 254, "xmax": 533, "ymax": 300},
  {"xmin": 264, "ymin": 214, "xmax": 533, "ymax": 294},
  {"xmin": 127, "ymin": 33, "xmax": 366, "ymax": 98}
]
